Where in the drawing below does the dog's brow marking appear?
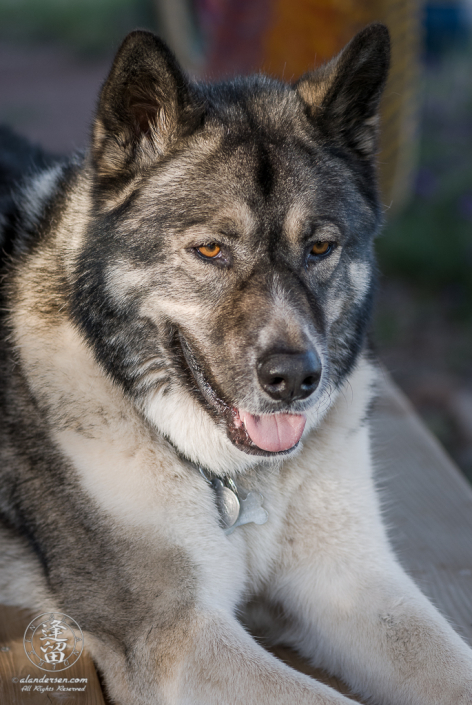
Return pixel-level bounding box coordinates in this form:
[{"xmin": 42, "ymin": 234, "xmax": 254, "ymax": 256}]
[
  {"xmin": 230, "ymin": 201, "xmax": 257, "ymax": 236},
  {"xmin": 284, "ymin": 201, "xmax": 309, "ymax": 243},
  {"xmin": 284, "ymin": 202, "xmax": 343, "ymax": 247},
  {"xmin": 186, "ymin": 225, "xmax": 240, "ymax": 242},
  {"xmin": 183, "ymin": 201, "xmax": 256, "ymax": 240}
]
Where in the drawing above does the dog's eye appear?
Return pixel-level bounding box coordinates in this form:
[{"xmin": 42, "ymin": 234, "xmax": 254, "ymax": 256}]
[
  {"xmin": 197, "ymin": 243, "xmax": 221, "ymax": 258},
  {"xmin": 311, "ymin": 241, "xmax": 333, "ymax": 257}
]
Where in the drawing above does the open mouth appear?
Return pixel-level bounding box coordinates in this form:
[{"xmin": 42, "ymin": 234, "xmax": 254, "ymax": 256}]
[{"xmin": 178, "ymin": 332, "xmax": 306, "ymax": 456}]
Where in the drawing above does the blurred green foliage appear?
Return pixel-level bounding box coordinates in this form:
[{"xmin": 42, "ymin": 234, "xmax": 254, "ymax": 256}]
[
  {"xmin": 0, "ymin": 0, "xmax": 155, "ymax": 55},
  {"xmin": 376, "ymin": 48, "xmax": 472, "ymax": 318}
]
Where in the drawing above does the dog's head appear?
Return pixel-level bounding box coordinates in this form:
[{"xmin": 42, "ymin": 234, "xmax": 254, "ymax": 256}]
[{"xmin": 72, "ymin": 25, "xmax": 390, "ymax": 474}]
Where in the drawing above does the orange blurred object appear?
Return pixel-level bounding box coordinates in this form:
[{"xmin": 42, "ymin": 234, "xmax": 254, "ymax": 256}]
[
  {"xmin": 156, "ymin": 0, "xmax": 420, "ymax": 212},
  {"xmin": 263, "ymin": 0, "xmax": 420, "ymax": 213},
  {"xmin": 263, "ymin": 0, "xmax": 378, "ymax": 77}
]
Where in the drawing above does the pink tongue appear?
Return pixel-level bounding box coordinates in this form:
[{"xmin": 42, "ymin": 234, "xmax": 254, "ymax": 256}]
[{"xmin": 239, "ymin": 411, "xmax": 306, "ymax": 452}]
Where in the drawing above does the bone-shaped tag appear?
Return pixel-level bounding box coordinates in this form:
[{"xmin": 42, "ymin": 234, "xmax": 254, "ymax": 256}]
[
  {"xmin": 224, "ymin": 487, "xmax": 268, "ymax": 535},
  {"xmin": 207, "ymin": 473, "xmax": 269, "ymax": 535}
]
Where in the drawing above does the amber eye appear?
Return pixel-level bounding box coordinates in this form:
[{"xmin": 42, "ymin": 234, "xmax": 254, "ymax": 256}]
[
  {"xmin": 311, "ymin": 241, "xmax": 331, "ymax": 256},
  {"xmin": 197, "ymin": 243, "xmax": 221, "ymax": 258}
]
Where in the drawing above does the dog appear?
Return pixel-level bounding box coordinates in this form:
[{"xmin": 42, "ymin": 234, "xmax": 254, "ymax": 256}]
[{"xmin": 0, "ymin": 23, "xmax": 471, "ymax": 704}]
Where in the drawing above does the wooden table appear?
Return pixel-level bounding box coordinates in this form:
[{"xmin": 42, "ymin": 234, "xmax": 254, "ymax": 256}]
[{"xmin": 2, "ymin": 375, "xmax": 472, "ymax": 703}]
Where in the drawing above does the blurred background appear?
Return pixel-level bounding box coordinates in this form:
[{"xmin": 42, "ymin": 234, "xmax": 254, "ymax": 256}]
[{"xmin": 0, "ymin": 0, "xmax": 471, "ymax": 481}]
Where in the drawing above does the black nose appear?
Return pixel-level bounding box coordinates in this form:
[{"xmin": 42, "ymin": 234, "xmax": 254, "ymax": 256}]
[{"xmin": 257, "ymin": 350, "xmax": 322, "ymax": 402}]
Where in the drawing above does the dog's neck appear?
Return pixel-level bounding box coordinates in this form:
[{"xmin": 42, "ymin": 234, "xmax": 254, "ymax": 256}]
[{"xmin": 197, "ymin": 465, "xmax": 269, "ymax": 535}]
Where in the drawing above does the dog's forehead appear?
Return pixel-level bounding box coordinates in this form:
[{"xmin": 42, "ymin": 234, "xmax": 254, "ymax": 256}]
[{"xmin": 141, "ymin": 124, "xmax": 368, "ymax": 243}]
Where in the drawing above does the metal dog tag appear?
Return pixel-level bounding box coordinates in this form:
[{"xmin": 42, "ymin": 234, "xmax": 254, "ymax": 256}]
[
  {"xmin": 213, "ymin": 479, "xmax": 240, "ymax": 529},
  {"xmin": 200, "ymin": 467, "xmax": 269, "ymax": 535},
  {"xmin": 224, "ymin": 489, "xmax": 268, "ymax": 536}
]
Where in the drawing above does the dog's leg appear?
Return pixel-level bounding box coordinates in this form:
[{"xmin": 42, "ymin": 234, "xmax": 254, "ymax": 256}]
[
  {"xmin": 264, "ymin": 423, "xmax": 472, "ymax": 705},
  {"xmin": 26, "ymin": 424, "xmax": 354, "ymax": 705},
  {"xmin": 0, "ymin": 493, "xmax": 361, "ymax": 705},
  {"xmin": 95, "ymin": 609, "xmax": 359, "ymax": 705},
  {"xmin": 0, "ymin": 527, "xmax": 52, "ymax": 609},
  {"xmin": 65, "ymin": 540, "xmax": 357, "ymax": 705},
  {"xmin": 269, "ymin": 559, "xmax": 472, "ymax": 704},
  {"xmin": 74, "ymin": 508, "xmax": 362, "ymax": 705}
]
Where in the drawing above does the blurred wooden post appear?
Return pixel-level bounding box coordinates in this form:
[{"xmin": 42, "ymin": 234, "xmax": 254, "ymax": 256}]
[
  {"xmin": 261, "ymin": 0, "xmax": 421, "ymax": 212},
  {"xmin": 377, "ymin": 0, "xmax": 420, "ymax": 213}
]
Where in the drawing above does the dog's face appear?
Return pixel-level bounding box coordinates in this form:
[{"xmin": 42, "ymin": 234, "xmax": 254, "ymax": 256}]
[{"xmin": 71, "ymin": 26, "xmax": 389, "ymax": 474}]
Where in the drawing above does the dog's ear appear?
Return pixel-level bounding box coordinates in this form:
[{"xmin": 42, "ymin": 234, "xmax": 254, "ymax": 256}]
[
  {"xmin": 296, "ymin": 23, "xmax": 390, "ymax": 158},
  {"xmin": 92, "ymin": 30, "xmax": 201, "ymax": 179}
]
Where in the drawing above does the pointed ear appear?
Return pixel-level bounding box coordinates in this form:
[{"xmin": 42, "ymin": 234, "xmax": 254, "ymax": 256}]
[
  {"xmin": 296, "ymin": 23, "xmax": 390, "ymax": 158},
  {"xmin": 92, "ymin": 30, "xmax": 202, "ymax": 179}
]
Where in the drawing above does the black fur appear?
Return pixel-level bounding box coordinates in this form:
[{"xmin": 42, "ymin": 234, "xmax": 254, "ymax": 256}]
[
  {"xmin": 0, "ymin": 127, "xmax": 60, "ymax": 262},
  {"xmin": 1, "ymin": 26, "xmax": 426, "ymax": 705}
]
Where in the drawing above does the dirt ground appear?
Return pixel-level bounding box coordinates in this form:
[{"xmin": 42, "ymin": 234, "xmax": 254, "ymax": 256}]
[{"xmin": 1, "ymin": 40, "xmax": 471, "ymax": 482}]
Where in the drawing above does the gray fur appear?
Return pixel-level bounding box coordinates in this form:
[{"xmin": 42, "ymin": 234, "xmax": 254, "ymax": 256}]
[{"xmin": 1, "ymin": 24, "xmax": 471, "ymax": 705}]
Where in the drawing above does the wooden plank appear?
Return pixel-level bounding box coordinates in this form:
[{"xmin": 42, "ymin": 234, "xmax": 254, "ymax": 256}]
[
  {"xmin": 372, "ymin": 372, "xmax": 472, "ymax": 644},
  {"xmin": 0, "ymin": 605, "xmax": 106, "ymax": 705},
  {"xmin": 268, "ymin": 645, "xmax": 362, "ymax": 701}
]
